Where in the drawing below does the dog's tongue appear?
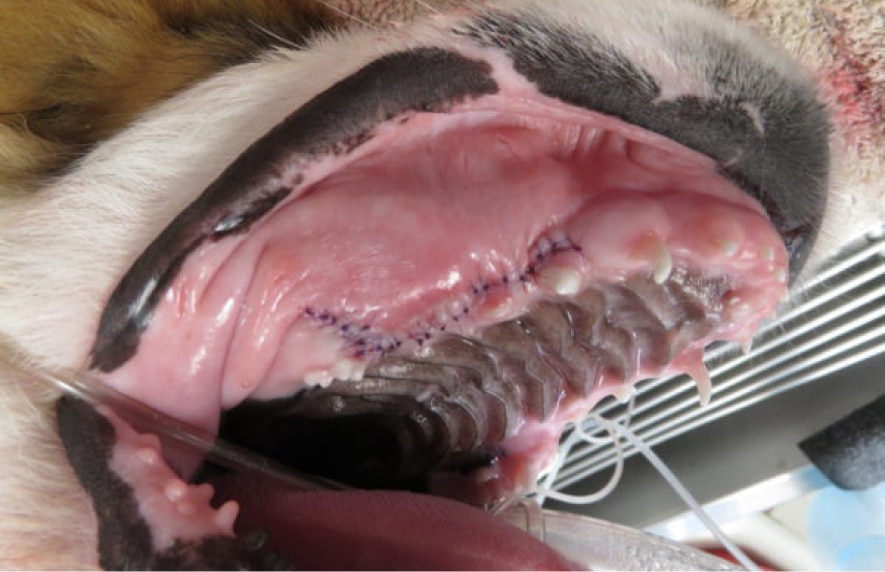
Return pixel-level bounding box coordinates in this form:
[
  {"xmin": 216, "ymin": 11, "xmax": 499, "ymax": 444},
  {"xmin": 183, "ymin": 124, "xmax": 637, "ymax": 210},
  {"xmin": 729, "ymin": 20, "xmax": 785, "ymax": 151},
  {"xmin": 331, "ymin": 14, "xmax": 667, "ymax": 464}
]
[{"xmin": 213, "ymin": 475, "xmax": 575, "ymax": 570}]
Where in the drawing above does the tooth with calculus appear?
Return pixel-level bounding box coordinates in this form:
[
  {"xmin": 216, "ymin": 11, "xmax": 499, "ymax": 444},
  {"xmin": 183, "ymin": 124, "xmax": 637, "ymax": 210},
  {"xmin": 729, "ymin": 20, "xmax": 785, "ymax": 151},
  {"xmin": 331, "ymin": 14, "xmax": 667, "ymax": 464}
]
[
  {"xmin": 537, "ymin": 266, "xmax": 582, "ymax": 296},
  {"xmin": 632, "ymin": 233, "xmax": 673, "ymax": 284}
]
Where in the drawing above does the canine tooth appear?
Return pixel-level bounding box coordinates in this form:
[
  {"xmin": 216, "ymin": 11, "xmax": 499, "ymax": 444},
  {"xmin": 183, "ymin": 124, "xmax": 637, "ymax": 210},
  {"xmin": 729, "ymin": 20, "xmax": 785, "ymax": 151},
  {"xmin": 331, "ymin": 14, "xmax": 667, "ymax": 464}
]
[
  {"xmin": 633, "ymin": 234, "xmax": 673, "ymax": 284},
  {"xmin": 741, "ymin": 338, "xmax": 754, "ymax": 355},
  {"xmin": 686, "ymin": 359, "xmax": 712, "ymax": 407},
  {"xmin": 304, "ymin": 369, "xmax": 333, "ymax": 387},
  {"xmin": 215, "ymin": 500, "xmax": 240, "ymax": 533},
  {"xmin": 164, "ymin": 480, "xmax": 188, "ymax": 503},
  {"xmin": 538, "ymin": 266, "xmax": 582, "ymax": 296}
]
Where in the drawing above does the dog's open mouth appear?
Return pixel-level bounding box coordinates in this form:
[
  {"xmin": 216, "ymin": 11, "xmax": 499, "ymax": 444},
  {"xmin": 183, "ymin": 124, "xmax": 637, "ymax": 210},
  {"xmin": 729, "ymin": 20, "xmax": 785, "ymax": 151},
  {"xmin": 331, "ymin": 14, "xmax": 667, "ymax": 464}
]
[{"xmin": 55, "ymin": 34, "xmax": 826, "ymax": 569}]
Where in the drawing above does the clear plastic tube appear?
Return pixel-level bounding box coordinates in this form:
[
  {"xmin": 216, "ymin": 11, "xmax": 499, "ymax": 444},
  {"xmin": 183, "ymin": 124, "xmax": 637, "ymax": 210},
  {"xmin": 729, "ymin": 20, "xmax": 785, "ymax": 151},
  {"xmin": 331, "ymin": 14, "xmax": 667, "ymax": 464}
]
[
  {"xmin": 0, "ymin": 335, "xmax": 346, "ymax": 492},
  {"xmin": 500, "ymin": 498, "xmax": 740, "ymax": 571}
]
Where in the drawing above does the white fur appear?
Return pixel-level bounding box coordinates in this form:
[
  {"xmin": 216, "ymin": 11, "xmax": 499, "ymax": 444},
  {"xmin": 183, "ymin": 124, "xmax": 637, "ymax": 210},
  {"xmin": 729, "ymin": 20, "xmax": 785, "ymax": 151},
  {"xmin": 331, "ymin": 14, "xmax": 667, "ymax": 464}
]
[{"xmin": 0, "ymin": 0, "xmax": 873, "ymax": 567}]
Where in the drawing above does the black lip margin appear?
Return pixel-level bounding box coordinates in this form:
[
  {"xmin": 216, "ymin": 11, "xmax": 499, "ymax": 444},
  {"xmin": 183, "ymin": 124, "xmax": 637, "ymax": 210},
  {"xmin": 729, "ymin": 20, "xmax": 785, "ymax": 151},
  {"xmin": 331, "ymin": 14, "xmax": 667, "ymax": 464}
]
[
  {"xmin": 461, "ymin": 13, "xmax": 830, "ymax": 278},
  {"xmin": 91, "ymin": 47, "xmax": 499, "ymax": 373}
]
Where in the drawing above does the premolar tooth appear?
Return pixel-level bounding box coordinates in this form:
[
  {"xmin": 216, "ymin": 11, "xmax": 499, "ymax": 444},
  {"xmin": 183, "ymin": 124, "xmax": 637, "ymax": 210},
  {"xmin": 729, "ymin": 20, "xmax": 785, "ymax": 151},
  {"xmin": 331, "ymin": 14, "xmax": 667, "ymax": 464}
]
[
  {"xmin": 538, "ymin": 266, "xmax": 582, "ymax": 296},
  {"xmin": 612, "ymin": 383, "xmax": 636, "ymax": 403}
]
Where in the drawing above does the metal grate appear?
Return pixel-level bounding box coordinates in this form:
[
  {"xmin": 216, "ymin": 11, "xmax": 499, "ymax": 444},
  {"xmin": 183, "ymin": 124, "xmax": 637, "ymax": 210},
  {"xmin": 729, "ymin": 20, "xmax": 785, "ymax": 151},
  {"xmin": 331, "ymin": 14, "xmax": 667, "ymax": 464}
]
[{"xmin": 550, "ymin": 226, "xmax": 885, "ymax": 492}]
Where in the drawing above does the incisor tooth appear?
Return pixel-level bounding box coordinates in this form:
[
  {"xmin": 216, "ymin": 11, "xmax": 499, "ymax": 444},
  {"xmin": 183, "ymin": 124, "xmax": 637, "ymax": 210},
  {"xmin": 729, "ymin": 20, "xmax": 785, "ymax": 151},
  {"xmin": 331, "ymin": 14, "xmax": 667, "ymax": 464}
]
[
  {"xmin": 136, "ymin": 447, "xmax": 160, "ymax": 466},
  {"xmin": 538, "ymin": 266, "xmax": 582, "ymax": 296},
  {"xmin": 164, "ymin": 480, "xmax": 188, "ymax": 503},
  {"xmin": 215, "ymin": 500, "xmax": 240, "ymax": 533}
]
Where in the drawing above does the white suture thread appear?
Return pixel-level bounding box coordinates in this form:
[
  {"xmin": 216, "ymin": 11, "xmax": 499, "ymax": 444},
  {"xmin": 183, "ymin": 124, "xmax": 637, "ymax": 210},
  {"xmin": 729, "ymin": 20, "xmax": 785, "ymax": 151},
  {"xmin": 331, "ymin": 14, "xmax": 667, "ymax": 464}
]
[
  {"xmin": 538, "ymin": 397, "xmax": 759, "ymax": 571},
  {"xmin": 535, "ymin": 397, "xmax": 634, "ymax": 506}
]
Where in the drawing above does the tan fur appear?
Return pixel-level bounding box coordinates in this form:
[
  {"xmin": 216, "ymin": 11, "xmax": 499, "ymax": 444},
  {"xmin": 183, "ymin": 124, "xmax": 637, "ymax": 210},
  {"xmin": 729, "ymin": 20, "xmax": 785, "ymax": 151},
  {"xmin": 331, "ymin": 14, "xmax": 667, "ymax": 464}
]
[{"xmin": 0, "ymin": 0, "xmax": 346, "ymax": 192}]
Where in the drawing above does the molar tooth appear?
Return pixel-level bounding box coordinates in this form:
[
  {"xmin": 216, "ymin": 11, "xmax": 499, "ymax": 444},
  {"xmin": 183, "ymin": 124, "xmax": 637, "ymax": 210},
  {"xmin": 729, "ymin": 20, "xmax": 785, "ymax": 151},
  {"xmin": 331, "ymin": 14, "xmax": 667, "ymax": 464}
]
[
  {"xmin": 538, "ymin": 266, "xmax": 582, "ymax": 296},
  {"xmin": 304, "ymin": 369, "xmax": 334, "ymax": 387},
  {"xmin": 760, "ymin": 246, "xmax": 776, "ymax": 262}
]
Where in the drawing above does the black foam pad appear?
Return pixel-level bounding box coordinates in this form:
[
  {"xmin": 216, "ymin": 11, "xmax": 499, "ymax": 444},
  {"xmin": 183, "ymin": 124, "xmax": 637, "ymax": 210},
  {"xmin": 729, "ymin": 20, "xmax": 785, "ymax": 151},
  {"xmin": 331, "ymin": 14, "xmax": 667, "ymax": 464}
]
[{"xmin": 799, "ymin": 394, "xmax": 885, "ymax": 490}]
